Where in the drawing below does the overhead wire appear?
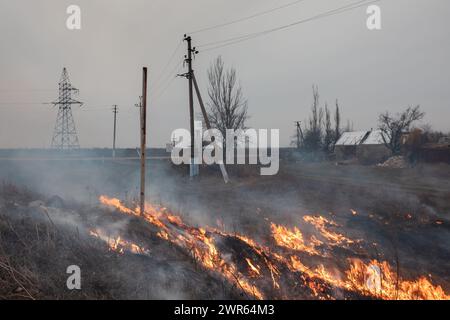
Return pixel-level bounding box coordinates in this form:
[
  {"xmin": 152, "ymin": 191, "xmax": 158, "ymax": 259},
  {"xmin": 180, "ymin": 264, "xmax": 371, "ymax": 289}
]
[
  {"xmin": 199, "ymin": 0, "xmax": 380, "ymax": 52},
  {"xmin": 149, "ymin": 40, "xmax": 183, "ymax": 90},
  {"xmin": 188, "ymin": 0, "xmax": 308, "ymax": 34}
]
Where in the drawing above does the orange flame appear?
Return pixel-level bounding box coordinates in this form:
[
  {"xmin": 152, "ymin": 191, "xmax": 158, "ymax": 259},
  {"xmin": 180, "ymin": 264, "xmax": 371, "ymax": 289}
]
[
  {"xmin": 97, "ymin": 195, "xmax": 449, "ymax": 301},
  {"xmin": 98, "ymin": 196, "xmax": 263, "ymax": 300},
  {"xmin": 303, "ymin": 215, "xmax": 354, "ymax": 245},
  {"xmin": 270, "ymin": 223, "xmax": 320, "ymax": 255}
]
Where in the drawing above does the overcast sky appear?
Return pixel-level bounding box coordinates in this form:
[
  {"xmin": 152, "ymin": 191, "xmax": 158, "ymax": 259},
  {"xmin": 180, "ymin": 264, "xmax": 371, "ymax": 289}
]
[{"xmin": 0, "ymin": 0, "xmax": 449, "ymax": 148}]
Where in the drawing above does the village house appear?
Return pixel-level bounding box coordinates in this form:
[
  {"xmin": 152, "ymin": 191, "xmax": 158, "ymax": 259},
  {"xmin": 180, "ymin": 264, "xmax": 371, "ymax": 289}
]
[{"xmin": 335, "ymin": 130, "xmax": 391, "ymax": 164}]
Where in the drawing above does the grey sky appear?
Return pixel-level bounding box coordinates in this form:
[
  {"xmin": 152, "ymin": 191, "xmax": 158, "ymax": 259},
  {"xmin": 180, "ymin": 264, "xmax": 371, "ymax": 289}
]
[{"xmin": 0, "ymin": 0, "xmax": 449, "ymax": 148}]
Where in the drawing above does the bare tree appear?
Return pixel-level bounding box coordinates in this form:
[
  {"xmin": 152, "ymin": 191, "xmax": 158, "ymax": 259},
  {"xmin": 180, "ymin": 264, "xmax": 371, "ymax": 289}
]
[
  {"xmin": 420, "ymin": 124, "xmax": 446, "ymax": 143},
  {"xmin": 303, "ymin": 85, "xmax": 323, "ymax": 152},
  {"xmin": 293, "ymin": 86, "xmax": 345, "ymax": 156},
  {"xmin": 378, "ymin": 105, "xmax": 425, "ymax": 155},
  {"xmin": 206, "ymin": 56, "xmax": 248, "ymax": 140},
  {"xmin": 343, "ymin": 119, "xmax": 354, "ymax": 133},
  {"xmin": 323, "ymin": 103, "xmax": 334, "ymax": 152},
  {"xmin": 334, "ymin": 99, "xmax": 341, "ymax": 144}
]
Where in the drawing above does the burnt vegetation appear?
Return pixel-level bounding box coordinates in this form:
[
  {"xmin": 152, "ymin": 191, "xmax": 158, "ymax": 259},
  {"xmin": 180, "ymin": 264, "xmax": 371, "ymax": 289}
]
[{"xmin": 0, "ymin": 156, "xmax": 449, "ymax": 300}]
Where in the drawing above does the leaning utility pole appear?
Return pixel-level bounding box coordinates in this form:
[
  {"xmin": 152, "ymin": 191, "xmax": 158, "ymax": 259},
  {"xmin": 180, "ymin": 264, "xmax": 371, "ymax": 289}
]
[
  {"xmin": 184, "ymin": 35, "xmax": 197, "ymax": 177},
  {"xmin": 140, "ymin": 67, "xmax": 148, "ymax": 216},
  {"xmin": 192, "ymin": 74, "xmax": 229, "ymax": 183},
  {"xmin": 112, "ymin": 105, "xmax": 118, "ymax": 158}
]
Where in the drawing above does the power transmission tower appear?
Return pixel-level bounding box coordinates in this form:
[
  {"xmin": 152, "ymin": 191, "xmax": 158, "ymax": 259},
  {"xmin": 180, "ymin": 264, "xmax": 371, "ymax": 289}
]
[
  {"xmin": 112, "ymin": 105, "xmax": 118, "ymax": 158},
  {"xmin": 50, "ymin": 68, "xmax": 83, "ymax": 149}
]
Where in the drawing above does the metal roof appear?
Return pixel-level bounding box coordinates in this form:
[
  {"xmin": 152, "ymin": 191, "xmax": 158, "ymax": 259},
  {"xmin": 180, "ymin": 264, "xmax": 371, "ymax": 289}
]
[
  {"xmin": 362, "ymin": 130, "xmax": 385, "ymax": 145},
  {"xmin": 335, "ymin": 131, "xmax": 368, "ymax": 146}
]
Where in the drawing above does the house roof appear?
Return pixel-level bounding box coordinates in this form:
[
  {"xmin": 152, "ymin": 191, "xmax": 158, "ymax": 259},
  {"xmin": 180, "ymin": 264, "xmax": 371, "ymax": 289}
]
[
  {"xmin": 335, "ymin": 131, "xmax": 369, "ymax": 146},
  {"xmin": 335, "ymin": 130, "xmax": 387, "ymax": 146},
  {"xmin": 362, "ymin": 130, "xmax": 385, "ymax": 145}
]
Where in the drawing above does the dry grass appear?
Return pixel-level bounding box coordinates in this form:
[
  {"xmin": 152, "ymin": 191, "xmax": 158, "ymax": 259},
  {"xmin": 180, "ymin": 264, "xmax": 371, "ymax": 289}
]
[{"xmin": 0, "ymin": 182, "xmax": 241, "ymax": 300}]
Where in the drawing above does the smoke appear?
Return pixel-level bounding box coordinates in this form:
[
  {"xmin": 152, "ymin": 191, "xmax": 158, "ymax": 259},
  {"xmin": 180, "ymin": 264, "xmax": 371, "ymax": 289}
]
[{"xmin": 1, "ymin": 150, "xmax": 449, "ymax": 299}]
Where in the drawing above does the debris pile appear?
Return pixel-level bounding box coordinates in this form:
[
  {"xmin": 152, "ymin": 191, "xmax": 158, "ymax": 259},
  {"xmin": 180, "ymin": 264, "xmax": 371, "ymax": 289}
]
[{"xmin": 377, "ymin": 156, "xmax": 407, "ymax": 168}]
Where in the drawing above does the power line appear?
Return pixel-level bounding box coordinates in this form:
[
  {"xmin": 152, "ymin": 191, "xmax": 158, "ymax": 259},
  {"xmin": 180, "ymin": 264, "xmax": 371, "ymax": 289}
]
[
  {"xmin": 150, "ymin": 58, "xmax": 184, "ymax": 94},
  {"xmin": 188, "ymin": 0, "xmax": 308, "ymax": 34},
  {"xmin": 200, "ymin": 0, "xmax": 377, "ymax": 49},
  {"xmin": 0, "ymin": 102, "xmax": 45, "ymax": 106},
  {"xmin": 0, "ymin": 89, "xmax": 55, "ymax": 93},
  {"xmin": 151, "ymin": 62, "xmax": 184, "ymax": 103},
  {"xmin": 151, "ymin": 59, "xmax": 184, "ymax": 102},
  {"xmin": 149, "ymin": 40, "xmax": 183, "ymax": 89},
  {"xmin": 200, "ymin": 0, "xmax": 380, "ymax": 51}
]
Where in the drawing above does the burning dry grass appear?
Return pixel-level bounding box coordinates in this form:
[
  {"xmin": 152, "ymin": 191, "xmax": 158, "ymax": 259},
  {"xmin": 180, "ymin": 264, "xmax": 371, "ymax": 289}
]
[
  {"xmin": 0, "ymin": 181, "xmax": 448, "ymax": 300},
  {"xmin": 98, "ymin": 195, "xmax": 450, "ymax": 300},
  {"xmin": 0, "ymin": 184, "xmax": 243, "ymax": 300}
]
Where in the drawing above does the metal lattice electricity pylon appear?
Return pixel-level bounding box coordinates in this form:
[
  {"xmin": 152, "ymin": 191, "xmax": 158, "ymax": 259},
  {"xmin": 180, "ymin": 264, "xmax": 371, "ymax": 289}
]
[{"xmin": 50, "ymin": 68, "xmax": 83, "ymax": 149}]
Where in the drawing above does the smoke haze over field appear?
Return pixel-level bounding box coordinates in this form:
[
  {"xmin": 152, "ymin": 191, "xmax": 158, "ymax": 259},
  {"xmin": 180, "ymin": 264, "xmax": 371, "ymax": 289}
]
[{"xmin": 0, "ymin": 0, "xmax": 449, "ymax": 148}]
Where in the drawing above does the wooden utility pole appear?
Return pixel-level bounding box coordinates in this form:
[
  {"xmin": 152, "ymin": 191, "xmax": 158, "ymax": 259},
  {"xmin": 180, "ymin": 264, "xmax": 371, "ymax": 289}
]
[
  {"xmin": 140, "ymin": 67, "xmax": 148, "ymax": 216},
  {"xmin": 184, "ymin": 35, "xmax": 196, "ymax": 177},
  {"xmin": 295, "ymin": 121, "xmax": 303, "ymax": 149},
  {"xmin": 112, "ymin": 105, "xmax": 118, "ymax": 158}
]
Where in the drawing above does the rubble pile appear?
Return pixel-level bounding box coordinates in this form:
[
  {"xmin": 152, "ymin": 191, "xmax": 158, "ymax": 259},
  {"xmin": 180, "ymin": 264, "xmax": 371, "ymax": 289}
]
[{"xmin": 377, "ymin": 156, "xmax": 407, "ymax": 168}]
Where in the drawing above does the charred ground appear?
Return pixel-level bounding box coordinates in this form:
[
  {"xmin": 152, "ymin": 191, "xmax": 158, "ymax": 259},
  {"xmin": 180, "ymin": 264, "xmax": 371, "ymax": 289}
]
[{"xmin": 0, "ymin": 159, "xmax": 449, "ymax": 299}]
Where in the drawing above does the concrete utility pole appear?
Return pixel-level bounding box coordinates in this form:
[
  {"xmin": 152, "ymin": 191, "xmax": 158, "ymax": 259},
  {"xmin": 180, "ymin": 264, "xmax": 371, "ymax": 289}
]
[
  {"xmin": 184, "ymin": 35, "xmax": 197, "ymax": 177},
  {"xmin": 140, "ymin": 67, "xmax": 148, "ymax": 216},
  {"xmin": 112, "ymin": 105, "xmax": 118, "ymax": 158},
  {"xmin": 178, "ymin": 35, "xmax": 229, "ymax": 182}
]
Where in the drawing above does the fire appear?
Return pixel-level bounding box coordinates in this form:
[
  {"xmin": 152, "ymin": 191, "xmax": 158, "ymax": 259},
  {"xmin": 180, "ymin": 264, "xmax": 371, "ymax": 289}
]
[
  {"xmin": 89, "ymin": 229, "xmax": 149, "ymax": 255},
  {"xmin": 245, "ymin": 258, "xmax": 261, "ymax": 277},
  {"xmin": 97, "ymin": 195, "xmax": 450, "ymax": 301},
  {"xmin": 303, "ymin": 215, "xmax": 354, "ymax": 245},
  {"xmin": 345, "ymin": 259, "xmax": 450, "ymax": 300},
  {"xmin": 98, "ymin": 196, "xmax": 263, "ymax": 300},
  {"xmin": 270, "ymin": 223, "xmax": 320, "ymax": 255},
  {"xmin": 98, "ymin": 195, "xmax": 136, "ymax": 216},
  {"xmin": 288, "ymin": 255, "xmax": 450, "ymax": 300}
]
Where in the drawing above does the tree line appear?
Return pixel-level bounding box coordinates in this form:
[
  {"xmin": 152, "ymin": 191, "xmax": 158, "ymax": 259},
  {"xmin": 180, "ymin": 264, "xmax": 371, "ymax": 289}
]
[{"xmin": 203, "ymin": 56, "xmax": 447, "ymax": 162}]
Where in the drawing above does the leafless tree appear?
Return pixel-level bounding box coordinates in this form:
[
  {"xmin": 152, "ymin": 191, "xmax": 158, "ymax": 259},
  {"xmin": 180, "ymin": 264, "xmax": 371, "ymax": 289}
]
[
  {"xmin": 293, "ymin": 86, "xmax": 344, "ymax": 156},
  {"xmin": 420, "ymin": 124, "xmax": 446, "ymax": 143},
  {"xmin": 323, "ymin": 103, "xmax": 334, "ymax": 152},
  {"xmin": 303, "ymin": 85, "xmax": 323, "ymax": 152},
  {"xmin": 206, "ymin": 56, "xmax": 248, "ymax": 140},
  {"xmin": 378, "ymin": 105, "xmax": 425, "ymax": 155},
  {"xmin": 334, "ymin": 99, "xmax": 341, "ymax": 144},
  {"xmin": 343, "ymin": 119, "xmax": 354, "ymax": 133}
]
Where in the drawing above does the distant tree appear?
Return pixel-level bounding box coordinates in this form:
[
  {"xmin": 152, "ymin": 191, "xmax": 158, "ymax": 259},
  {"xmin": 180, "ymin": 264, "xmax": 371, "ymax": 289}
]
[
  {"xmin": 323, "ymin": 103, "xmax": 334, "ymax": 152},
  {"xmin": 334, "ymin": 99, "xmax": 341, "ymax": 144},
  {"xmin": 420, "ymin": 124, "xmax": 446, "ymax": 143},
  {"xmin": 292, "ymin": 86, "xmax": 346, "ymax": 157},
  {"xmin": 404, "ymin": 128, "xmax": 426, "ymax": 164},
  {"xmin": 206, "ymin": 56, "xmax": 248, "ymax": 141},
  {"xmin": 343, "ymin": 119, "xmax": 354, "ymax": 133},
  {"xmin": 302, "ymin": 85, "xmax": 323, "ymax": 152},
  {"xmin": 378, "ymin": 105, "xmax": 425, "ymax": 155}
]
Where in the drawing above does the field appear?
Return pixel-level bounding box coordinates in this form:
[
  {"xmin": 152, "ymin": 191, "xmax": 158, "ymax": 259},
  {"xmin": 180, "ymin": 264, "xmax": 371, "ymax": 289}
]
[{"xmin": 0, "ymin": 158, "xmax": 449, "ymax": 299}]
